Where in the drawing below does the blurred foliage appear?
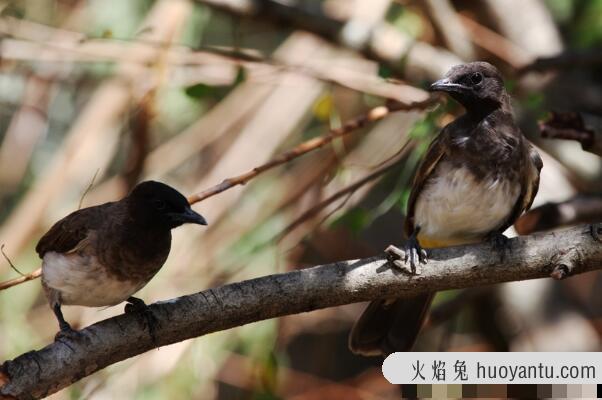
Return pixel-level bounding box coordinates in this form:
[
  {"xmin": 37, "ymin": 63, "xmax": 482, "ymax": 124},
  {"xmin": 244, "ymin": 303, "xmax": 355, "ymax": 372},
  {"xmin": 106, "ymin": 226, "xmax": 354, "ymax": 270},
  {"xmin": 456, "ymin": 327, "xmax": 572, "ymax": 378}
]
[
  {"xmin": 386, "ymin": 3, "xmax": 425, "ymax": 39},
  {"xmin": 571, "ymin": 0, "xmax": 602, "ymax": 47}
]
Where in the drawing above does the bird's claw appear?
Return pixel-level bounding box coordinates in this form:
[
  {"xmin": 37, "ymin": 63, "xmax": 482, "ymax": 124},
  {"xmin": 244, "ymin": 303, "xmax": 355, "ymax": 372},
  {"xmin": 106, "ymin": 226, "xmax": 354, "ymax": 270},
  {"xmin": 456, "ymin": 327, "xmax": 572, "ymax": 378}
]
[
  {"xmin": 488, "ymin": 232, "xmax": 511, "ymax": 253},
  {"xmin": 125, "ymin": 297, "xmax": 160, "ymax": 346},
  {"xmin": 385, "ymin": 241, "xmax": 427, "ymax": 275},
  {"xmin": 54, "ymin": 325, "xmax": 80, "ymax": 343}
]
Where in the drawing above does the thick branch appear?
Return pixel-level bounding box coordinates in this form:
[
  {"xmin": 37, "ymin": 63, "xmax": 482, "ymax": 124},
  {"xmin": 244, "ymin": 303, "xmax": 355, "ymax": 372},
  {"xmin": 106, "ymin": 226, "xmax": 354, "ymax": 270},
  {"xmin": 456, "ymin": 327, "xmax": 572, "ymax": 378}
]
[{"xmin": 1, "ymin": 224, "xmax": 601, "ymax": 398}]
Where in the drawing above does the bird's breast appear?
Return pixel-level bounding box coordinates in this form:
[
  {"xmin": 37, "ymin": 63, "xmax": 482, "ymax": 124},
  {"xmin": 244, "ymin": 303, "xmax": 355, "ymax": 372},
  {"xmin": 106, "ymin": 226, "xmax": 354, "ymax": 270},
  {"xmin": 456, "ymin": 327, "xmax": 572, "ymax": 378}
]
[
  {"xmin": 413, "ymin": 160, "xmax": 520, "ymax": 245},
  {"xmin": 42, "ymin": 251, "xmax": 148, "ymax": 307}
]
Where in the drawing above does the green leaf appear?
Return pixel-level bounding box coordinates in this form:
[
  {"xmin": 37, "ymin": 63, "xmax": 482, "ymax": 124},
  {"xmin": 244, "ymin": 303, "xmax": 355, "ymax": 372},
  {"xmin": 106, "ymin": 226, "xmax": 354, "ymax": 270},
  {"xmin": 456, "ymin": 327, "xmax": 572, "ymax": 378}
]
[
  {"xmin": 234, "ymin": 66, "xmax": 247, "ymax": 85},
  {"xmin": 184, "ymin": 83, "xmax": 214, "ymax": 99},
  {"xmin": 378, "ymin": 64, "xmax": 393, "ymax": 79}
]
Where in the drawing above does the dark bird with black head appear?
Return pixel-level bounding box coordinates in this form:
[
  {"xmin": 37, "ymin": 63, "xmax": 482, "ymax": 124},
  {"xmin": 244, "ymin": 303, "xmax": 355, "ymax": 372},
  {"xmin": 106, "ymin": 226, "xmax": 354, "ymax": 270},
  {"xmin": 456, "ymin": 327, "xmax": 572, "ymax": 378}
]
[
  {"xmin": 36, "ymin": 180, "xmax": 207, "ymax": 338},
  {"xmin": 349, "ymin": 62, "xmax": 543, "ymax": 356}
]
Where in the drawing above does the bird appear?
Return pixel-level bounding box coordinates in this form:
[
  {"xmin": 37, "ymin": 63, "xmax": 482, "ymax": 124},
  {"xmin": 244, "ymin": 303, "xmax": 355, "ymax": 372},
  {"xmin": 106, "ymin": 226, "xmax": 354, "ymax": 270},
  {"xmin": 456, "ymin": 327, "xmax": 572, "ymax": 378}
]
[
  {"xmin": 348, "ymin": 62, "xmax": 543, "ymax": 356},
  {"xmin": 36, "ymin": 180, "xmax": 207, "ymax": 338}
]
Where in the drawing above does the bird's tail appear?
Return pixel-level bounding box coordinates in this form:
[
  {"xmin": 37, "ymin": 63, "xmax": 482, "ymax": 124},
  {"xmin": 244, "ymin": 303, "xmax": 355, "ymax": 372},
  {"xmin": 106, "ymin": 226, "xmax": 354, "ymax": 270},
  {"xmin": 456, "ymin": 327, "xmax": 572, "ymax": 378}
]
[
  {"xmin": 348, "ymin": 292, "xmax": 434, "ymax": 356},
  {"xmin": 0, "ymin": 267, "xmax": 42, "ymax": 291}
]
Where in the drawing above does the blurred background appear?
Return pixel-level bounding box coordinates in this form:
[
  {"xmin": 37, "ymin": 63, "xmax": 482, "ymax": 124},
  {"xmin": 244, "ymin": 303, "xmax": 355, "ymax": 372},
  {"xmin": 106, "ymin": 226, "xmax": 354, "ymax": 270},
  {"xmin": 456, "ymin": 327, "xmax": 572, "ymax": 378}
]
[{"xmin": 0, "ymin": 0, "xmax": 601, "ymax": 398}]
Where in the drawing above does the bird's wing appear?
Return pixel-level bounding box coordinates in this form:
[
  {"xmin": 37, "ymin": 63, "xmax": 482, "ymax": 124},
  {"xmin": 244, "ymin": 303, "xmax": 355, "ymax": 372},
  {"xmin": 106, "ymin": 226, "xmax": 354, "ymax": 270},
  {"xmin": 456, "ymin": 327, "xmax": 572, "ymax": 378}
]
[
  {"xmin": 523, "ymin": 144, "xmax": 543, "ymax": 212},
  {"xmin": 404, "ymin": 130, "xmax": 447, "ymax": 237},
  {"xmin": 498, "ymin": 142, "xmax": 543, "ymax": 233},
  {"xmin": 35, "ymin": 202, "xmax": 114, "ymax": 257}
]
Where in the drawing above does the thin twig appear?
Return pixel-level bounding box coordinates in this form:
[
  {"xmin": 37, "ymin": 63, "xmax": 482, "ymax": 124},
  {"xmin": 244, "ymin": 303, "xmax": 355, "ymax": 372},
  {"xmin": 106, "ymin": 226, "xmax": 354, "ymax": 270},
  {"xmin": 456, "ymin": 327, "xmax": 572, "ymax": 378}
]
[
  {"xmin": 0, "ymin": 244, "xmax": 25, "ymax": 277},
  {"xmin": 276, "ymin": 141, "xmax": 412, "ymax": 242},
  {"xmin": 78, "ymin": 169, "xmax": 100, "ymax": 210},
  {"xmin": 0, "ymin": 268, "xmax": 41, "ymax": 290},
  {"xmin": 187, "ymin": 97, "xmax": 438, "ymax": 204},
  {"xmin": 0, "ymin": 170, "xmax": 96, "ymax": 290}
]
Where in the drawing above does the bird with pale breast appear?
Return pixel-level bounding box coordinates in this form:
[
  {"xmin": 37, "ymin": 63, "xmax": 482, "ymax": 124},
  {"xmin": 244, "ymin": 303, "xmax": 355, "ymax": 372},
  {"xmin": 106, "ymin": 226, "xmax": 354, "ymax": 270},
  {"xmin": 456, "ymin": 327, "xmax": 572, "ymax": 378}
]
[
  {"xmin": 36, "ymin": 180, "xmax": 207, "ymax": 337},
  {"xmin": 349, "ymin": 62, "xmax": 543, "ymax": 356}
]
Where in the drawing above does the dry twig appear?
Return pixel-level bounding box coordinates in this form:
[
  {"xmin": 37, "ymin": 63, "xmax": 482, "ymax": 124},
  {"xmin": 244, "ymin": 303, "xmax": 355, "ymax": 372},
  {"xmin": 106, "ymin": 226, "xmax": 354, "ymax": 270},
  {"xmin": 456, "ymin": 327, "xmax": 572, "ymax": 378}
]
[
  {"xmin": 0, "ymin": 245, "xmax": 25, "ymax": 277},
  {"xmin": 0, "ymin": 269, "xmax": 42, "ymax": 291},
  {"xmin": 187, "ymin": 97, "xmax": 438, "ymax": 204},
  {"xmin": 276, "ymin": 141, "xmax": 412, "ymax": 241}
]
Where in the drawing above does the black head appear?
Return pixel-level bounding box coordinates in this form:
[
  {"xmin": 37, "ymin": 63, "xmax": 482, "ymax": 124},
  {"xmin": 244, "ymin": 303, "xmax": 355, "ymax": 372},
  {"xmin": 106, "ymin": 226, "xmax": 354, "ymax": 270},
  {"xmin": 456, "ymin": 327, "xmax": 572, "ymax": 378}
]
[
  {"xmin": 127, "ymin": 181, "xmax": 207, "ymax": 229},
  {"xmin": 429, "ymin": 62, "xmax": 508, "ymax": 113}
]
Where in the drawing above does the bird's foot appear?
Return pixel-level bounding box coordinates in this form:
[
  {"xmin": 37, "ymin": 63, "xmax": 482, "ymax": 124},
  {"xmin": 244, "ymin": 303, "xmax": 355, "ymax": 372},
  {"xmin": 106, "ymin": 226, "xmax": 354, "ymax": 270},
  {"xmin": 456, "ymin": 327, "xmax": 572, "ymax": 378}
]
[
  {"xmin": 52, "ymin": 303, "xmax": 79, "ymax": 342},
  {"xmin": 488, "ymin": 231, "xmax": 511, "ymax": 260},
  {"xmin": 488, "ymin": 232, "xmax": 511, "ymax": 251},
  {"xmin": 54, "ymin": 323, "xmax": 80, "ymax": 343},
  {"xmin": 385, "ymin": 239, "xmax": 427, "ymax": 275},
  {"xmin": 125, "ymin": 297, "xmax": 160, "ymax": 346}
]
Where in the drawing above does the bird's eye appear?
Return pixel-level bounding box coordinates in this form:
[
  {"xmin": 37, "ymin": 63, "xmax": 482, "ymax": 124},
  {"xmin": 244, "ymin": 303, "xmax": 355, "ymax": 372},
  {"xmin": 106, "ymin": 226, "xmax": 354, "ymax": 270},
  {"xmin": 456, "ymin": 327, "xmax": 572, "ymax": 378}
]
[
  {"xmin": 470, "ymin": 72, "xmax": 483, "ymax": 85},
  {"xmin": 152, "ymin": 199, "xmax": 166, "ymax": 210}
]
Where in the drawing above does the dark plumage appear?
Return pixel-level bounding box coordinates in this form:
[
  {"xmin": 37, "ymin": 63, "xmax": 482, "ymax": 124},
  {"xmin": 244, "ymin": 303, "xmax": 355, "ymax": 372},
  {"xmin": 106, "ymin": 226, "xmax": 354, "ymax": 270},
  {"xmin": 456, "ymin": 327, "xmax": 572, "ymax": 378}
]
[
  {"xmin": 37, "ymin": 180, "xmax": 207, "ymax": 335},
  {"xmin": 349, "ymin": 62, "xmax": 542, "ymax": 356}
]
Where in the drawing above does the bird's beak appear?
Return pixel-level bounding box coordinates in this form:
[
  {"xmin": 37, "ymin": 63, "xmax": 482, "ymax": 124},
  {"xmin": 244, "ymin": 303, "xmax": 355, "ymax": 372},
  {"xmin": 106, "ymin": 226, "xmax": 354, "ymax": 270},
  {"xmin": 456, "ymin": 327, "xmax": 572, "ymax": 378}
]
[
  {"xmin": 170, "ymin": 208, "xmax": 208, "ymax": 225},
  {"xmin": 429, "ymin": 78, "xmax": 467, "ymax": 93}
]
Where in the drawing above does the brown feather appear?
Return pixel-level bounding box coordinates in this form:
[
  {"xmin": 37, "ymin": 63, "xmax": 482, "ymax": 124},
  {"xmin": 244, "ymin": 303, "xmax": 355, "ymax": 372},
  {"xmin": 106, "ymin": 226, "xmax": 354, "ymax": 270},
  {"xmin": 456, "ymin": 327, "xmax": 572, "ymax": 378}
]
[{"xmin": 35, "ymin": 203, "xmax": 115, "ymax": 257}]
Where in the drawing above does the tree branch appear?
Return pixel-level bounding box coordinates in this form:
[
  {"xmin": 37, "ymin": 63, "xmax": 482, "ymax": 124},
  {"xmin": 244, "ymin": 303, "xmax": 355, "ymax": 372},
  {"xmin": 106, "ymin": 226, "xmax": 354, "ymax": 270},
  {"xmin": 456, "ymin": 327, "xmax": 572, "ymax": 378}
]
[
  {"xmin": 2, "ymin": 224, "xmax": 602, "ymax": 399},
  {"xmin": 515, "ymin": 196, "xmax": 602, "ymax": 235},
  {"xmin": 0, "ymin": 268, "xmax": 41, "ymax": 291},
  {"xmin": 186, "ymin": 98, "xmax": 437, "ymax": 204},
  {"xmin": 540, "ymin": 111, "xmax": 602, "ymax": 157}
]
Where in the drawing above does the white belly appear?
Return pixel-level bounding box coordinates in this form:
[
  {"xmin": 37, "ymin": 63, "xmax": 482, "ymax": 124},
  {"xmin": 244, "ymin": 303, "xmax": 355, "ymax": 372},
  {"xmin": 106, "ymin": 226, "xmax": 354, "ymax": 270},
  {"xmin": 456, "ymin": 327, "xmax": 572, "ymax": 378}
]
[
  {"xmin": 414, "ymin": 161, "xmax": 520, "ymax": 243},
  {"xmin": 42, "ymin": 251, "xmax": 146, "ymax": 307}
]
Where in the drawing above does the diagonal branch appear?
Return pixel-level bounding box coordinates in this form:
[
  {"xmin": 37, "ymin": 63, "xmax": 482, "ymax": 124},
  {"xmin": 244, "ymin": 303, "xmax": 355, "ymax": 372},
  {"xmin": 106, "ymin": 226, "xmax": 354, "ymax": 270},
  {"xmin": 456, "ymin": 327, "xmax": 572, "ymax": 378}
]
[
  {"xmin": 186, "ymin": 98, "xmax": 437, "ymax": 204},
  {"xmin": 0, "ymin": 269, "xmax": 41, "ymax": 291},
  {"xmin": 275, "ymin": 141, "xmax": 412, "ymax": 241},
  {"xmin": 2, "ymin": 224, "xmax": 602, "ymax": 399},
  {"xmin": 540, "ymin": 111, "xmax": 602, "ymax": 157}
]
